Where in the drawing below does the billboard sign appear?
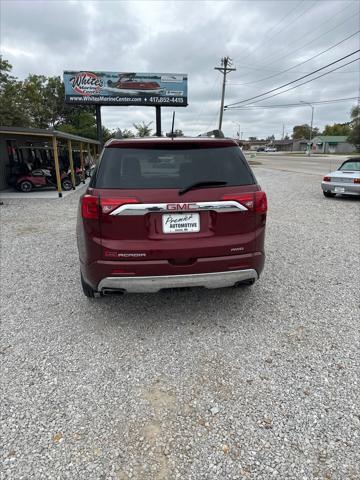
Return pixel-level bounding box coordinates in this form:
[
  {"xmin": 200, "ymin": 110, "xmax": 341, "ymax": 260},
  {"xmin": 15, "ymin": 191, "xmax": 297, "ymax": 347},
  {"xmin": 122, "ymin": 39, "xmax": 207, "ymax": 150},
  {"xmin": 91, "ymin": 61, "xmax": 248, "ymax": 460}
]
[{"xmin": 63, "ymin": 71, "xmax": 188, "ymax": 107}]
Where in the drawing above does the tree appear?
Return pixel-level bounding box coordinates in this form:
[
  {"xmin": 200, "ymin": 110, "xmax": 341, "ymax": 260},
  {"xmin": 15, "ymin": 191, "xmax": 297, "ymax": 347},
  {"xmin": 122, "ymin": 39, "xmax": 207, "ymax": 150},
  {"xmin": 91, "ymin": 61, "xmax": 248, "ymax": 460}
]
[
  {"xmin": 166, "ymin": 128, "xmax": 184, "ymax": 137},
  {"xmin": 0, "ymin": 57, "xmax": 114, "ymax": 141},
  {"xmin": 292, "ymin": 124, "xmax": 319, "ymax": 139},
  {"xmin": 348, "ymin": 105, "xmax": 360, "ymax": 151},
  {"xmin": 112, "ymin": 128, "xmax": 135, "ymax": 138},
  {"xmin": 57, "ymin": 111, "xmax": 97, "ymax": 138},
  {"xmin": 322, "ymin": 123, "xmax": 351, "ymax": 136},
  {"xmin": 22, "ymin": 74, "xmax": 52, "ymax": 128},
  {"xmin": 133, "ymin": 121, "xmax": 153, "ymax": 137},
  {"xmin": 248, "ymin": 136, "xmax": 257, "ymax": 141},
  {"xmin": 0, "ymin": 58, "xmax": 31, "ymax": 127},
  {"xmin": 57, "ymin": 111, "xmax": 112, "ymax": 141}
]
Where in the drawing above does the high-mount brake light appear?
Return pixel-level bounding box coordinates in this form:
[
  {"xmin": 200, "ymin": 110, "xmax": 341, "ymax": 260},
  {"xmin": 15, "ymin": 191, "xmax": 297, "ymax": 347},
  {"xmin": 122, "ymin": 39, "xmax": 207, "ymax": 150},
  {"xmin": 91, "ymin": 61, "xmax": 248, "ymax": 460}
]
[
  {"xmin": 323, "ymin": 176, "xmax": 331, "ymax": 182},
  {"xmin": 221, "ymin": 191, "xmax": 267, "ymax": 213}
]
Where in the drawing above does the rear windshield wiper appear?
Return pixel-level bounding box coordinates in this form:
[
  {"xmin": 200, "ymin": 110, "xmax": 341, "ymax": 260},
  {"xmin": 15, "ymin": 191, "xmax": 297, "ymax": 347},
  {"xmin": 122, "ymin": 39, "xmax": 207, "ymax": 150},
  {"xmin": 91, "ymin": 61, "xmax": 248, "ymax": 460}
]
[{"xmin": 179, "ymin": 181, "xmax": 228, "ymax": 195}]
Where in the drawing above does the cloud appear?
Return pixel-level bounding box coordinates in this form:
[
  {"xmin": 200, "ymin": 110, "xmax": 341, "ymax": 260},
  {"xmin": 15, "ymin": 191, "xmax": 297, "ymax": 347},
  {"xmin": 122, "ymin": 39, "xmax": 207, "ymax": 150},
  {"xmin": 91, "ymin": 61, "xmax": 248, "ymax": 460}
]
[{"xmin": 1, "ymin": 0, "xmax": 359, "ymax": 138}]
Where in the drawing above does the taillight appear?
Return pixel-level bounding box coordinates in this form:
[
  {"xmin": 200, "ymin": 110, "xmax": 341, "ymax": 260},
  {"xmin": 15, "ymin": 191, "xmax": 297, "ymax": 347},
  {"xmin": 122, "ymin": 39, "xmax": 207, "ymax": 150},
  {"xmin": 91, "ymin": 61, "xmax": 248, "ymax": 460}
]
[
  {"xmin": 222, "ymin": 193, "xmax": 254, "ymax": 209},
  {"xmin": 254, "ymin": 191, "xmax": 267, "ymax": 213},
  {"xmin": 81, "ymin": 195, "xmax": 139, "ymax": 218},
  {"xmin": 81, "ymin": 195, "xmax": 99, "ymax": 219},
  {"xmin": 354, "ymin": 178, "xmax": 360, "ymax": 184},
  {"xmin": 100, "ymin": 197, "xmax": 138, "ymax": 214},
  {"xmin": 323, "ymin": 176, "xmax": 331, "ymax": 182},
  {"xmin": 221, "ymin": 191, "xmax": 267, "ymax": 213}
]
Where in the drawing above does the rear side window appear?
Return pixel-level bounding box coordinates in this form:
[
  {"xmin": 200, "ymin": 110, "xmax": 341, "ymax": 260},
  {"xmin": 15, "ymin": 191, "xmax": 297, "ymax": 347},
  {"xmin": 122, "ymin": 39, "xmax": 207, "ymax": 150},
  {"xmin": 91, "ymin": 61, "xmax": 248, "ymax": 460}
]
[
  {"xmin": 339, "ymin": 160, "xmax": 360, "ymax": 171},
  {"xmin": 93, "ymin": 146, "xmax": 255, "ymax": 189}
]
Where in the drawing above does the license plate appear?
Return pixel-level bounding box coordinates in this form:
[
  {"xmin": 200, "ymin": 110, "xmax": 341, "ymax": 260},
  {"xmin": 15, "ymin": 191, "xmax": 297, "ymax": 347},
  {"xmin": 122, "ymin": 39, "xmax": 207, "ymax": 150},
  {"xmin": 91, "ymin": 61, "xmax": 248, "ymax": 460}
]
[
  {"xmin": 334, "ymin": 187, "xmax": 345, "ymax": 193},
  {"xmin": 162, "ymin": 213, "xmax": 200, "ymax": 234}
]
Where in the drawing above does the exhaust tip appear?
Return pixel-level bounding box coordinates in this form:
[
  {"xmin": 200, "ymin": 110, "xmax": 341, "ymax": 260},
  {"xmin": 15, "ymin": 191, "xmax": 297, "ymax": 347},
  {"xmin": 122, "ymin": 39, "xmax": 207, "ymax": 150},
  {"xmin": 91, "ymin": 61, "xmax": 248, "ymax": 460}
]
[{"xmin": 102, "ymin": 288, "xmax": 125, "ymax": 296}]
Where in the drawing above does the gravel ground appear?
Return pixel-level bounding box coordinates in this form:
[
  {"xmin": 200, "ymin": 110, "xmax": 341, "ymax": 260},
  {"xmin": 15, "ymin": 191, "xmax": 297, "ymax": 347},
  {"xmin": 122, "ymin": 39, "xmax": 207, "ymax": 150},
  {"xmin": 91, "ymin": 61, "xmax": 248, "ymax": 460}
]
[{"xmin": 1, "ymin": 169, "xmax": 359, "ymax": 480}]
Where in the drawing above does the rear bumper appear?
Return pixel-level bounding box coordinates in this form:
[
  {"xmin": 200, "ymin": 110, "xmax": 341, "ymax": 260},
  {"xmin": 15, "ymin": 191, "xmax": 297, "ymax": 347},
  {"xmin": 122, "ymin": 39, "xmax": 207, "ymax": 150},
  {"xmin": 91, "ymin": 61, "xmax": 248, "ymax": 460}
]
[
  {"xmin": 98, "ymin": 269, "xmax": 258, "ymax": 293},
  {"xmin": 321, "ymin": 182, "xmax": 360, "ymax": 196},
  {"xmin": 82, "ymin": 251, "xmax": 265, "ymax": 292}
]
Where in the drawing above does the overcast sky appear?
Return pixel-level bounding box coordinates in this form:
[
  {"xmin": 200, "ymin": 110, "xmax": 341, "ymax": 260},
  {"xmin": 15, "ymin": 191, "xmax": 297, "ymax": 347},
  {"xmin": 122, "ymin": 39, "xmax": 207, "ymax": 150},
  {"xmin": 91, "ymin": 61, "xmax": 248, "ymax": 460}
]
[{"xmin": 1, "ymin": 0, "xmax": 359, "ymax": 139}]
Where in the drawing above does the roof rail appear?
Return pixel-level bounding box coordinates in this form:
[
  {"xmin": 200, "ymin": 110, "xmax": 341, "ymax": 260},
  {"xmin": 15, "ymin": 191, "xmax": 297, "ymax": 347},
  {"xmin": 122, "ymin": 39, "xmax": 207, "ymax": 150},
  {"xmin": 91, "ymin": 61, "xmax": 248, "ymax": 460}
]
[{"xmin": 197, "ymin": 129, "xmax": 225, "ymax": 138}]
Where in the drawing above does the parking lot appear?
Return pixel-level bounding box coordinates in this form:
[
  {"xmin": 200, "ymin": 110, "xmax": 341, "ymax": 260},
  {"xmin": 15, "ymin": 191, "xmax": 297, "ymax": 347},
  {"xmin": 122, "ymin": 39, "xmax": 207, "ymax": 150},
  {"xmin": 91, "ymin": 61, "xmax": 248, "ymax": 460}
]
[{"xmin": 1, "ymin": 162, "xmax": 359, "ymax": 479}]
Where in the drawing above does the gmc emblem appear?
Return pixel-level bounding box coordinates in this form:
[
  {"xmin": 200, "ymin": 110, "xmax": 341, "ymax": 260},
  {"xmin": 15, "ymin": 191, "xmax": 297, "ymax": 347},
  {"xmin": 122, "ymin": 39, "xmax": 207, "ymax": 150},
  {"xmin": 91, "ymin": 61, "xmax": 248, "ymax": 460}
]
[{"xmin": 167, "ymin": 203, "xmax": 198, "ymax": 210}]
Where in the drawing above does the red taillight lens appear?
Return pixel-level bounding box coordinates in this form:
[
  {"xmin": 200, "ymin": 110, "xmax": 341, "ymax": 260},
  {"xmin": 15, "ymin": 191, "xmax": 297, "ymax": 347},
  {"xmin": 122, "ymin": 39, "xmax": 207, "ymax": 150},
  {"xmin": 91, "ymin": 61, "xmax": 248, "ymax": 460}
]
[
  {"xmin": 81, "ymin": 195, "xmax": 99, "ymax": 219},
  {"xmin": 222, "ymin": 193, "xmax": 255, "ymax": 209},
  {"xmin": 254, "ymin": 191, "xmax": 267, "ymax": 213},
  {"xmin": 81, "ymin": 196, "xmax": 139, "ymax": 218},
  {"xmin": 221, "ymin": 191, "xmax": 267, "ymax": 213},
  {"xmin": 100, "ymin": 197, "xmax": 138, "ymax": 214},
  {"xmin": 323, "ymin": 176, "xmax": 331, "ymax": 182},
  {"xmin": 354, "ymin": 178, "xmax": 360, "ymax": 184}
]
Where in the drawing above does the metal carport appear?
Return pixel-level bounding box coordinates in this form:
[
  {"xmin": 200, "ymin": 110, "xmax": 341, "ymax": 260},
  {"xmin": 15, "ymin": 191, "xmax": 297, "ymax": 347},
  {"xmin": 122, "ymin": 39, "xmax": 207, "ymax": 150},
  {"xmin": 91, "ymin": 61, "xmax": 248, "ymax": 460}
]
[{"xmin": 0, "ymin": 126, "xmax": 100, "ymax": 197}]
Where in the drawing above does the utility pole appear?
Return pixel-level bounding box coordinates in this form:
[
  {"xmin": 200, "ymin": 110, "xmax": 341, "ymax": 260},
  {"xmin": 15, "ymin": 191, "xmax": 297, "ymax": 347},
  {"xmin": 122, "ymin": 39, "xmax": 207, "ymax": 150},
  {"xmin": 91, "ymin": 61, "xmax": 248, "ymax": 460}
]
[
  {"xmin": 231, "ymin": 121, "xmax": 240, "ymax": 140},
  {"xmin": 282, "ymin": 123, "xmax": 285, "ymax": 140},
  {"xmin": 215, "ymin": 56, "xmax": 236, "ymax": 132},
  {"xmin": 300, "ymin": 101, "xmax": 314, "ymax": 157}
]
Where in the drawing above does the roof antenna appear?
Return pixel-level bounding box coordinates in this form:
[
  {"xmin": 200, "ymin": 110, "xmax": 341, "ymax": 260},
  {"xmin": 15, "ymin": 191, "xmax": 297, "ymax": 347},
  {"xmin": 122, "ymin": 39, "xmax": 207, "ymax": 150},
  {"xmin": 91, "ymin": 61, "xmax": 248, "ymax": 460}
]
[{"xmin": 171, "ymin": 111, "xmax": 175, "ymax": 139}]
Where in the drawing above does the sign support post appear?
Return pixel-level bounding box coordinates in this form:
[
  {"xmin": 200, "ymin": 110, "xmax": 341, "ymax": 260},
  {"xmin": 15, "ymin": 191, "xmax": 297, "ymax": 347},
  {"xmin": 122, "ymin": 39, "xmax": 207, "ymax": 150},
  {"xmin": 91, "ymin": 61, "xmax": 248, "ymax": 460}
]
[
  {"xmin": 95, "ymin": 105, "xmax": 103, "ymax": 146},
  {"xmin": 155, "ymin": 106, "xmax": 161, "ymax": 137}
]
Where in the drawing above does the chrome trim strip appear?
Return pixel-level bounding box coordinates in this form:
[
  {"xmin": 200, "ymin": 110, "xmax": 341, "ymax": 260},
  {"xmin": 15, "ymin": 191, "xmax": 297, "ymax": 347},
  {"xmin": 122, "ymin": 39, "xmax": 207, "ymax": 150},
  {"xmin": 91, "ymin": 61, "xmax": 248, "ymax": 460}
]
[
  {"xmin": 110, "ymin": 200, "xmax": 247, "ymax": 216},
  {"xmin": 98, "ymin": 269, "xmax": 258, "ymax": 293}
]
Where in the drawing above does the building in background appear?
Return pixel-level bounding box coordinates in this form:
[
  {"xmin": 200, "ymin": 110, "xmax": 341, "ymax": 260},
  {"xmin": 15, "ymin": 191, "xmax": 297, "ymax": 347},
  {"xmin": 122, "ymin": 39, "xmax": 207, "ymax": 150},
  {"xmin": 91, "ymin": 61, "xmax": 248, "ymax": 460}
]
[{"xmin": 310, "ymin": 136, "xmax": 354, "ymax": 154}]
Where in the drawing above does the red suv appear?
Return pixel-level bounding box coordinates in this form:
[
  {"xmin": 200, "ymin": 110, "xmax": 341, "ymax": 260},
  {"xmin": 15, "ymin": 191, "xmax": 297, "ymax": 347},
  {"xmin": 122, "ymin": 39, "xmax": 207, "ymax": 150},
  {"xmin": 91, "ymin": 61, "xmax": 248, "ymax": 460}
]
[{"xmin": 77, "ymin": 137, "xmax": 267, "ymax": 297}]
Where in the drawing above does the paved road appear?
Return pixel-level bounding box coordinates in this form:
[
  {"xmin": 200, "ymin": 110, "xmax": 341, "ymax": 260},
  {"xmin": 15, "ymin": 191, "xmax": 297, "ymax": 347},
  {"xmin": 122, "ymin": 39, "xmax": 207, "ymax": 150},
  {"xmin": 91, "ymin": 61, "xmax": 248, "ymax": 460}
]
[
  {"xmin": 246, "ymin": 153, "xmax": 350, "ymax": 177},
  {"xmin": 1, "ymin": 169, "xmax": 359, "ymax": 479}
]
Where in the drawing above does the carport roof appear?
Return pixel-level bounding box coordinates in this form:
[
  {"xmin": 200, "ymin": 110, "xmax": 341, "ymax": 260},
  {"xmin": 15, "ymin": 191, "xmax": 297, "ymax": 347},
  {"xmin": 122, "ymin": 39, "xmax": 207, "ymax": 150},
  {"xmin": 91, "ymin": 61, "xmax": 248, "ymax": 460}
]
[{"xmin": 0, "ymin": 126, "xmax": 100, "ymax": 144}]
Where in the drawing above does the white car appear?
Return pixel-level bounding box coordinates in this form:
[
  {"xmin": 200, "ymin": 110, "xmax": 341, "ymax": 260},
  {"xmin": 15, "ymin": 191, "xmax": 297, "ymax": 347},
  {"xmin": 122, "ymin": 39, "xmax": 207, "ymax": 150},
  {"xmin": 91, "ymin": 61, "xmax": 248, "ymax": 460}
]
[
  {"xmin": 321, "ymin": 158, "xmax": 360, "ymax": 197},
  {"xmin": 264, "ymin": 147, "xmax": 277, "ymax": 152}
]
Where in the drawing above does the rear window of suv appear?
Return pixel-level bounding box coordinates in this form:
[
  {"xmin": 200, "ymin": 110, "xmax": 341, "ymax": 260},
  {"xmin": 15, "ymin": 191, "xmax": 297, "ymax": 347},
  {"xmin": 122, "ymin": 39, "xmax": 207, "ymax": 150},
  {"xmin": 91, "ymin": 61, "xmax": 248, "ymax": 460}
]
[{"xmin": 93, "ymin": 144, "xmax": 255, "ymax": 189}]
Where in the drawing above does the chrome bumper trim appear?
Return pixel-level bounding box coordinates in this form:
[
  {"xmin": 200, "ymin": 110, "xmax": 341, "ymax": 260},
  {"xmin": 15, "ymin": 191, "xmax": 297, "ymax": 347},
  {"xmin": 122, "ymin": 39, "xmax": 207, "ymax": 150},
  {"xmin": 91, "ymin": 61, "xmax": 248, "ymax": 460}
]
[
  {"xmin": 110, "ymin": 200, "xmax": 248, "ymax": 216},
  {"xmin": 98, "ymin": 269, "xmax": 258, "ymax": 293}
]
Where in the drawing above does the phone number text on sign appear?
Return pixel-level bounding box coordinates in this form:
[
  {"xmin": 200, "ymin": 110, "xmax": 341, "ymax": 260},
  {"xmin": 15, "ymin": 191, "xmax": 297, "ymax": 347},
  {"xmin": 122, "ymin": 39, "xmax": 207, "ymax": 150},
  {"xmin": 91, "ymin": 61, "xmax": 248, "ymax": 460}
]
[{"xmin": 149, "ymin": 97, "xmax": 185, "ymax": 104}]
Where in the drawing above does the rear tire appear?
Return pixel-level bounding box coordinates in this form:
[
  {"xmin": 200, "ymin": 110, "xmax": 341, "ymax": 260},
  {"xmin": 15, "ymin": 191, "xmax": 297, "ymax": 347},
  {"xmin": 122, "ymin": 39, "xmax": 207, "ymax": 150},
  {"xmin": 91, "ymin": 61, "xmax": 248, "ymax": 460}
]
[
  {"xmin": 62, "ymin": 178, "xmax": 73, "ymax": 191},
  {"xmin": 81, "ymin": 272, "xmax": 96, "ymax": 298},
  {"xmin": 18, "ymin": 180, "xmax": 33, "ymax": 192},
  {"xmin": 323, "ymin": 191, "xmax": 335, "ymax": 198}
]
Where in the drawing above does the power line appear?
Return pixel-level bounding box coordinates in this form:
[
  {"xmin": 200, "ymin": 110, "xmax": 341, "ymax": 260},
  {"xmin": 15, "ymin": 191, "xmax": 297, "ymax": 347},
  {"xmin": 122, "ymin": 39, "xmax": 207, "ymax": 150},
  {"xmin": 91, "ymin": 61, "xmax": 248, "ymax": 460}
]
[
  {"xmin": 237, "ymin": 3, "xmax": 359, "ymax": 81},
  {"xmin": 226, "ymin": 97, "xmax": 359, "ymax": 110},
  {"xmin": 228, "ymin": 30, "xmax": 360, "ymax": 87},
  {"xmin": 232, "ymin": 0, "xmax": 313, "ymax": 65},
  {"xmin": 226, "ymin": 49, "xmax": 360, "ymax": 107},
  {"xmin": 226, "ymin": 58, "xmax": 360, "ymax": 108},
  {"xmin": 227, "ymin": 63, "xmax": 357, "ymax": 75}
]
